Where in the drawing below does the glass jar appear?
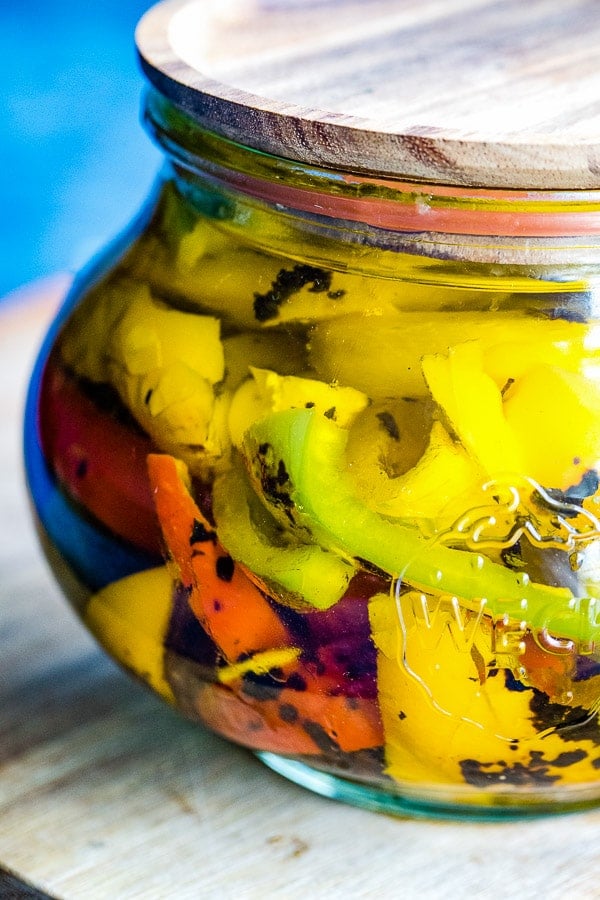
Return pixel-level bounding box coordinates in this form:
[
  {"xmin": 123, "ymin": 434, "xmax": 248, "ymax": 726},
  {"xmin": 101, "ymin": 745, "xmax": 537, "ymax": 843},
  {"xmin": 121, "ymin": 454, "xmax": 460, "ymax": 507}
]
[{"xmin": 25, "ymin": 0, "xmax": 600, "ymax": 818}]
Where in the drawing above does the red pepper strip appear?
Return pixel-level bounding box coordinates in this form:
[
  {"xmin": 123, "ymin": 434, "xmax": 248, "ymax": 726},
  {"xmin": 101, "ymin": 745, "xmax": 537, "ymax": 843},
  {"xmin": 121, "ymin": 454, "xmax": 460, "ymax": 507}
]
[
  {"xmin": 39, "ymin": 359, "xmax": 162, "ymax": 554},
  {"xmin": 275, "ymin": 668, "xmax": 383, "ymax": 753},
  {"xmin": 147, "ymin": 453, "xmax": 290, "ymax": 661},
  {"xmin": 197, "ymin": 668, "xmax": 383, "ymax": 756},
  {"xmin": 195, "ymin": 681, "xmax": 320, "ymax": 755}
]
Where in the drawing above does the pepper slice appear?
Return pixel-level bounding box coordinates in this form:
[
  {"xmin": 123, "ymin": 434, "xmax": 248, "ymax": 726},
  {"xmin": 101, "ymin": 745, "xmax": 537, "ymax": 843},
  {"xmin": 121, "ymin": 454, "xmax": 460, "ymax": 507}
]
[
  {"xmin": 212, "ymin": 459, "xmax": 355, "ymax": 610},
  {"xmin": 39, "ymin": 357, "xmax": 162, "ymax": 555},
  {"xmin": 241, "ymin": 408, "xmax": 587, "ymax": 642},
  {"xmin": 195, "ymin": 667, "xmax": 383, "ymax": 756},
  {"xmin": 147, "ymin": 453, "xmax": 290, "ymax": 661}
]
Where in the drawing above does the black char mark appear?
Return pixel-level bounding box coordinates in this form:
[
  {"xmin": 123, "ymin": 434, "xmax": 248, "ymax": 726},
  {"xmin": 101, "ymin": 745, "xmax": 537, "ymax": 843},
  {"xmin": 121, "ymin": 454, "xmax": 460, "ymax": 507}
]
[
  {"xmin": 253, "ymin": 264, "xmax": 333, "ymax": 322},
  {"xmin": 302, "ymin": 720, "xmax": 340, "ymax": 754},
  {"xmin": 255, "ymin": 442, "xmax": 296, "ymax": 524},
  {"xmin": 460, "ymin": 749, "xmax": 588, "ymax": 787},
  {"xmin": 545, "ymin": 469, "xmax": 599, "ymax": 505},
  {"xmin": 460, "ymin": 753, "xmax": 560, "ymax": 787},
  {"xmin": 376, "ymin": 411, "xmax": 400, "ymax": 441},
  {"xmin": 529, "ymin": 690, "xmax": 600, "ymax": 745},
  {"xmin": 216, "ymin": 555, "xmax": 235, "ymax": 582},
  {"xmin": 190, "ymin": 519, "xmax": 217, "ymax": 545},
  {"xmin": 241, "ymin": 671, "xmax": 285, "ymax": 702},
  {"xmin": 278, "ymin": 703, "xmax": 299, "ymax": 724},
  {"xmin": 164, "ymin": 582, "xmax": 219, "ymax": 667}
]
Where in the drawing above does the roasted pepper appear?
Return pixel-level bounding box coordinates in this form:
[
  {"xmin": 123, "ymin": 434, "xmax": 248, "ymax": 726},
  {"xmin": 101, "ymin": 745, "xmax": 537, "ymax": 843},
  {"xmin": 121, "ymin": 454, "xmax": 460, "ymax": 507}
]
[{"xmin": 241, "ymin": 407, "xmax": 588, "ymax": 642}]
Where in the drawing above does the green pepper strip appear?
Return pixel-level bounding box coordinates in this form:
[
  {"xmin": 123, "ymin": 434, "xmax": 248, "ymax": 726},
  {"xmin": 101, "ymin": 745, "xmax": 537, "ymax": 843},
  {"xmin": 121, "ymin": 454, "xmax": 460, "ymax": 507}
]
[
  {"xmin": 243, "ymin": 408, "xmax": 599, "ymax": 644},
  {"xmin": 213, "ymin": 459, "xmax": 355, "ymax": 610}
]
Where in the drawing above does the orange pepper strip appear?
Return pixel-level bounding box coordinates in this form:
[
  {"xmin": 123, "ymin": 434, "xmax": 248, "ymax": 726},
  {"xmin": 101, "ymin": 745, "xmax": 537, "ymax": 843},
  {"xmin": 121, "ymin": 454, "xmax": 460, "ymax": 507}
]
[
  {"xmin": 212, "ymin": 661, "xmax": 382, "ymax": 754},
  {"xmin": 147, "ymin": 453, "xmax": 289, "ymax": 661},
  {"xmin": 148, "ymin": 453, "xmax": 382, "ymax": 754},
  {"xmin": 519, "ymin": 633, "xmax": 575, "ymax": 699},
  {"xmin": 195, "ymin": 682, "xmax": 321, "ymax": 756},
  {"xmin": 268, "ymin": 669, "xmax": 383, "ymax": 753},
  {"xmin": 196, "ymin": 671, "xmax": 382, "ymax": 756}
]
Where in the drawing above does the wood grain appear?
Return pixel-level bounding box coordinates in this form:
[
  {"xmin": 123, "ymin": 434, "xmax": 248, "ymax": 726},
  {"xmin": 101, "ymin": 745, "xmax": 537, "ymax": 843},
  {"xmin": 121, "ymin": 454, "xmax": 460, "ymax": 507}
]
[
  {"xmin": 4, "ymin": 280, "xmax": 600, "ymax": 899},
  {"xmin": 137, "ymin": 0, "xmax": 600, "ymax": 189}
]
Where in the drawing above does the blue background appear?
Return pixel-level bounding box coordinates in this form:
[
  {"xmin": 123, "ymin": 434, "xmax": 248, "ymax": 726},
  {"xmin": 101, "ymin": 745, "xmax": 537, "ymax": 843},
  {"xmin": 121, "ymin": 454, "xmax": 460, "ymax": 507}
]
[{"xmin": 1, "ymin": 1, "xmax": 161, "ymax": 298}]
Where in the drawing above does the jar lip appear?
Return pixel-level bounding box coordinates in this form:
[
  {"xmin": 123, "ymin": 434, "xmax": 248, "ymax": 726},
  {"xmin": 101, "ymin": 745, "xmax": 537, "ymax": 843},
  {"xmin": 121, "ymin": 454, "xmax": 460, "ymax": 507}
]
[
  {"xmin": 136, "ymin": 0, "xmax": 600, "ymax": 191},
  {"xmin": 214, "ymin": 167, "xmax": 600, "ymax": 239},
  {"xmin": 144, "ymin": 90, "xmax": 600, "ymax": 240}
]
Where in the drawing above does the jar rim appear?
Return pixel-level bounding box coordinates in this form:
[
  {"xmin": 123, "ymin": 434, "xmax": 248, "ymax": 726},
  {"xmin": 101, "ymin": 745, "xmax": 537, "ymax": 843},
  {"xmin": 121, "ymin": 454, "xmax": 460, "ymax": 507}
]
[{"xmin": 144, "ymin": 90, "xmax": 600, "ymax": 241}]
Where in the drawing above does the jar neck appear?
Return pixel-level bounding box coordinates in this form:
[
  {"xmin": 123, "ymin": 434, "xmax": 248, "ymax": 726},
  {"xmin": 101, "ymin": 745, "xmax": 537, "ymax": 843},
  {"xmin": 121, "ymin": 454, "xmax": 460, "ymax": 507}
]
[{"xmin": 143, "ymin": 88, "xmax": 600, "ymax": 274}]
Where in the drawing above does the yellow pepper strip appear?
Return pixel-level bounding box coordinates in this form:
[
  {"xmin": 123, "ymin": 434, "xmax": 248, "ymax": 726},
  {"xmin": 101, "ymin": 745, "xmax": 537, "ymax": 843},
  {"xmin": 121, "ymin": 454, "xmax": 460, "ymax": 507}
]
[
  {"xmin": 58, "ymin": 279, "xmax": 230, "ymax": 474},
  {"xmin": 216, "ymin": 647, "xmax": 302, "ymax": 685},
  {"xmin": 375, "ymin": 421, "xmax": 486, "ymax": 526},
  {"xmin": 422, "ymin": 342, "xmax": 524, "ymax": 476},
  {"xmin": 85, "ymin": 566, "xmax": 175, "ymax": 703},
  {"xmin": 369, "ymin": 589, "xmax": 600, "ymax": 788},
  {"xmin": 504, "ymin": 364, "xmax": 600, "ymax": 491}
]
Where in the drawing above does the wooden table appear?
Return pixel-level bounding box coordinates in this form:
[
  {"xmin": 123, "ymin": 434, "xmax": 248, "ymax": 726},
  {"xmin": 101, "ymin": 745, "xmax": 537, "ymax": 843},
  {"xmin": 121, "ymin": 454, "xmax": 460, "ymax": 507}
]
[{"xmin": 3, "ymin": 279, "xmax": 600, "ymax": 900}]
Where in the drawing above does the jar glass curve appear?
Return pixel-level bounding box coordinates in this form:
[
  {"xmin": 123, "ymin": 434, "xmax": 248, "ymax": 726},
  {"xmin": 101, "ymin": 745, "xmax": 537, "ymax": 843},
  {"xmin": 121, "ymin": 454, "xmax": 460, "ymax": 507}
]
[{"xmin": 24, "ymin": 87, "xmax": 600, "ymax": 818}]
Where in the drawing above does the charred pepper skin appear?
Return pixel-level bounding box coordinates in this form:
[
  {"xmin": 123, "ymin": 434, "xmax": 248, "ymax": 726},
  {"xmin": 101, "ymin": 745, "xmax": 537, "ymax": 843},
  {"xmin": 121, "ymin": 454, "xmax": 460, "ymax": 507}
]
[{"xmin": 241, "ymin": 407, "xmax": 586, "ymax": 643}]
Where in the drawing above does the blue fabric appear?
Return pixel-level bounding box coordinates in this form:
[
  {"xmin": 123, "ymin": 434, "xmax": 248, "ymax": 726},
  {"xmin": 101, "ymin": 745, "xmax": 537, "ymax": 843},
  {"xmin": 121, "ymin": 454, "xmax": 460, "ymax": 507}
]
[{"xmin": 0, "ymin": 1, "xmax": 160, "ymax": 298}]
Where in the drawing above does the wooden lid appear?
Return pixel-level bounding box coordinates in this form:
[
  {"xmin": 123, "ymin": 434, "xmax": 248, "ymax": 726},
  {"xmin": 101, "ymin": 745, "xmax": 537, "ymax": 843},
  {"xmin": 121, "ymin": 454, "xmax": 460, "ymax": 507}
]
[{"xmin": 136, "ymin": 0, "xmax": 600, "ymax": 189}]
